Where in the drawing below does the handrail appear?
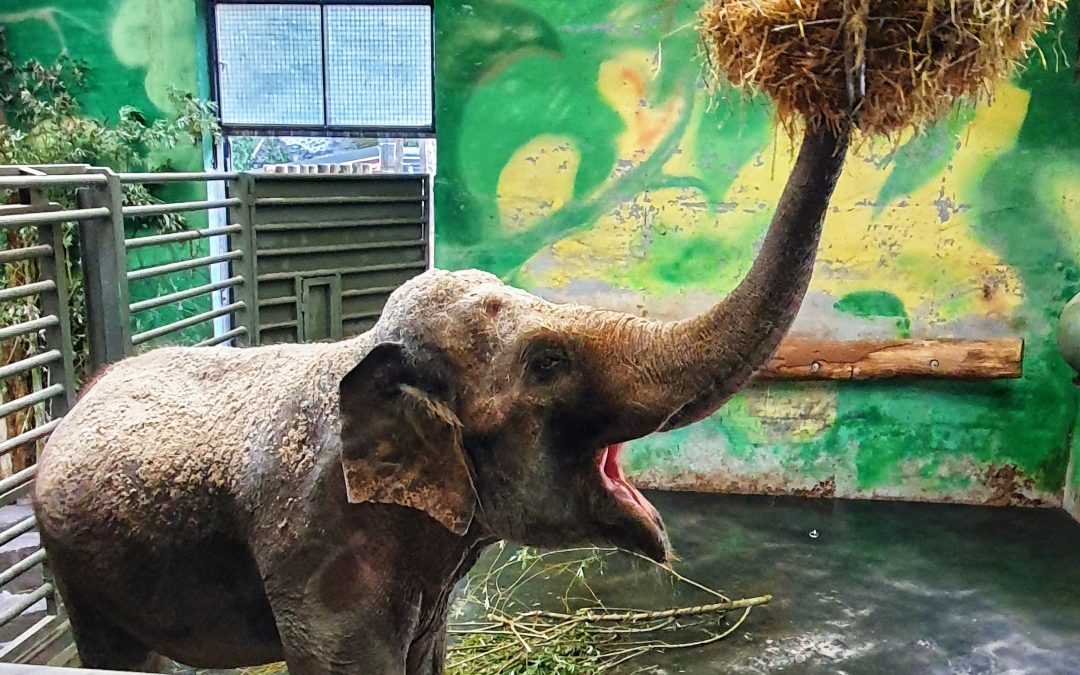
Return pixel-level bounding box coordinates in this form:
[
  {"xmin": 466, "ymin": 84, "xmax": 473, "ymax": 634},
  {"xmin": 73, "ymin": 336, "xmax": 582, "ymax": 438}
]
[
  {"xmin": 131, "ymin": 301, "xmax": 245, "ymax": 346},
  {"xmin": 0, "ymin": 207, "xmax": 110, "ymax": 229},
  {"xmin": 127, "ymin": 251, "xmax": 243, "ymax": 281},
  {"xmin": 0, "ymin": 245, "xmax": 53, "ymax": 265},
  {"xmin": 129, "ymin": 277, "xmax": 244, "ymax": 314},
  {"xmin": 118, "ymin": 171, "xmax": 240, "ymax": 183},
  {"xmin": 0, "ymin": 174, "xmax": 107, "ymax": 188},
  {"xmin": 125, "ymin": 224, "xmax": 242, "ymax": 249},
  {"xmin": 121, "ymin": 197, "xmax": 241, "ymax": 217}
]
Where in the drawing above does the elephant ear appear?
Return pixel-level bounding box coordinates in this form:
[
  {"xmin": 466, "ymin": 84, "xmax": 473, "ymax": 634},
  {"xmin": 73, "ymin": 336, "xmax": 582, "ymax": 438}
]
[{"xmin": 338, "ymin": 342, "xmax": 475, "ymax": 535}]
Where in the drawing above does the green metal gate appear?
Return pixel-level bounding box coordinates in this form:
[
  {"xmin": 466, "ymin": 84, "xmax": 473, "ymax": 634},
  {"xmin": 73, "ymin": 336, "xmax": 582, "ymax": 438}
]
[
  {"xmin": 237, "ymin": 172, "xmax": 429, "ymax": 345},
  {"xmin": 0, "ymin": 167, "xmax": 82, "ymax": 664}
]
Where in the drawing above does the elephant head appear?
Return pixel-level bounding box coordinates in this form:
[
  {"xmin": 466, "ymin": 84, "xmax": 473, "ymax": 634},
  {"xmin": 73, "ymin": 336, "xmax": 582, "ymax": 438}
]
[{"xmin": 338, "ymin": 125, "xmax": 850, "ymax": 564}]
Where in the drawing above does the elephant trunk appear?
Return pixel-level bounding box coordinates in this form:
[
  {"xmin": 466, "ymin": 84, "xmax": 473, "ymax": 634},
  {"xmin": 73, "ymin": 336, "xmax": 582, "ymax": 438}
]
[{"xmin": 607, "ymin": 124, "xmax": 851, "ymax": 439}]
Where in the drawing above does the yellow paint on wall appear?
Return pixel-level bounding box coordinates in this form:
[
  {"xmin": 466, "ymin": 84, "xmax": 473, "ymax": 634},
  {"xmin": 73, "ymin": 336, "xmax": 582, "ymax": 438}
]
[
  {"xmin": 745, "ymin": 386, "xmax": 838, "ymax": 441},
  {"xmin": 815, "ymin": 83, "xmax": 1030, "ymax": 322},
  {"xmin": 496, "ymin": 135, "xmax": 580, "ymax": 231},
  {"xmin": 513, "ymin": 49, "xmax": 1032, "ymax": 334},
  {"xmin": 1035, "ymin": 162, "xmax": 1080, "ymax": 260},
  {"xmin": 662, "ymin": 84, "xmax": 1030, "ymax": 323},
  {"xmin": 546, "ymin": 187, "xmax": 706, "ymax": 279},
  {"xmin": 597, "ymin": 50, "xmax": 685, "ymax": 168}
]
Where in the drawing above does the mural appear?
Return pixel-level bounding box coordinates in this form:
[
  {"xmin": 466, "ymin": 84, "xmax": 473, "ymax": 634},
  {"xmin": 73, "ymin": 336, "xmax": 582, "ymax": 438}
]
[
  {"xmin": 2, "ymin": 0, "xmax": 215, "ymax": 343},
  {"xmin": 434, "ymin": 0, "xmax": 1080, "ymax": 506}
]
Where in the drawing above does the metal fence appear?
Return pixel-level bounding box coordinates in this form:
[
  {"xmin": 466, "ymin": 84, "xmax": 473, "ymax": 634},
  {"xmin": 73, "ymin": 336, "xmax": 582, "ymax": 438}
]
[
  {"xmin": 77, "ymin": 169, "xmax": 251, "ymax": 372},
  {"xmin": 0, "ymin": 163, "xmax": 431, "ymax": 664},
  {"xmin": 0, "ymin": 166, "xmax": 80, "ymax": 665}
]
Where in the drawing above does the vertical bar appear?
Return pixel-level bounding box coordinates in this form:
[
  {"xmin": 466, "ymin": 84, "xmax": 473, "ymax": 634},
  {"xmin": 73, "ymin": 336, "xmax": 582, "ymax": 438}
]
[
  {"xmin": 233, "ymin": 175, "xmax": 260, "ymax": 345},
  {"xmin": 205, "ymin": 178, "xmax": 234, "ymax": 341},
  {"xmin": 22, "ymin": 188, "xmax": 71, "ymax": 619},
  {"xmin": 76, "ymin": 169, "xmax": 131, "ymax": 370},
  {"xmin": 427, "ymin": 0, "xmax": 436, "ymax": 135},
  {"xmin": 320, "ymin": 4, "xmax": 330, "ymax": 128},
  {"xmin": 423, "ymin": 173, "xmax": 434, "ymax": 270},
  {"xmin": 295, "ymin": 276, "xmax": 307, "ymax": 343},
  {"xmin": 329, "ymin": 273, "xmax": 342, "ymax": 341},
  {"xmin": 27, "ymin": 197, "xmax": 76, "ymax": 416}
]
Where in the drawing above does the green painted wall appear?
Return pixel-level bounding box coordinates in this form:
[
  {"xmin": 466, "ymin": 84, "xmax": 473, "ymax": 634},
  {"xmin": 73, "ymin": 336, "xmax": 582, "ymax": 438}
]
[
  {"xmin": 1, "ymin": 0, "xmax": 216, "ymax": 344},
  {"xmin": 5, "ymin": 0, "xmax": 1078, "ymax": 509},
  {"xmin": 434, "ymin": 0, "xmax": 1080, "ymax": 507}
]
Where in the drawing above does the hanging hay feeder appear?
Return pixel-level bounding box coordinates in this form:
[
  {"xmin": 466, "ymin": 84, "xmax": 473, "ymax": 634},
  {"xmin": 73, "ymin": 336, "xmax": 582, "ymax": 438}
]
[{"xmin": 700, "ymin": 0, "xmax": 1067, "ymax": 135}]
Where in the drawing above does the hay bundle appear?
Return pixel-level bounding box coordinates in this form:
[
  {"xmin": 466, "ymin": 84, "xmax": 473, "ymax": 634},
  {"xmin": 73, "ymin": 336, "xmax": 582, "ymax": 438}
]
[{"xmin": 700, "ymin": 0, "xmax": 1067, "ymax": 135}]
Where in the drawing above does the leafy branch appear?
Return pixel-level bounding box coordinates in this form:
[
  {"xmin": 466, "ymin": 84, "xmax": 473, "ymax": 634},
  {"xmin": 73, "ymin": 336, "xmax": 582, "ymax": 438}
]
[{"xmin": 445, "ymin": 545, "xmax": 770, "ymax": 674}]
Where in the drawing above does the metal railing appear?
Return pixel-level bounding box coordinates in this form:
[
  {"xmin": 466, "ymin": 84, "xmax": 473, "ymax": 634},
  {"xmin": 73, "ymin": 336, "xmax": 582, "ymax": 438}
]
[
  {"xmin": 73, "ymin": 169, "xmax": 251, "ymax": 371},
  {"xmin": 0, "ymin": 166, "xmax": 81, "ymax": 664}
]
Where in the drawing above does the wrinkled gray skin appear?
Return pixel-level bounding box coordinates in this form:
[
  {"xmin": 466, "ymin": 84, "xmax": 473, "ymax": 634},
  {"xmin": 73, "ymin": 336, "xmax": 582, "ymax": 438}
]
[{"xmin": 32, "ymin": 126, "xmax": 849, "ymax": 674}]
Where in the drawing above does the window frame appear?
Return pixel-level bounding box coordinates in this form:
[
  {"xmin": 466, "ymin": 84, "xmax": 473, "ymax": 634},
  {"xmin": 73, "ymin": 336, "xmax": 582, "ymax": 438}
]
[{"xmin": 207, "ymin": 0, "xmax": 436, "ymax": 138}]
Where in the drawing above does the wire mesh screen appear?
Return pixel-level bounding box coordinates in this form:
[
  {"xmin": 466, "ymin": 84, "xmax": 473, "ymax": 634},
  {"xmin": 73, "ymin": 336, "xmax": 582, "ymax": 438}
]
[
  {"xmin": 325, "ymin": 5, "xmax": 433, "ymax": 128},
  {"xmin": 214, "ymin": 4, "xmax": 325, "ymax": 126}
]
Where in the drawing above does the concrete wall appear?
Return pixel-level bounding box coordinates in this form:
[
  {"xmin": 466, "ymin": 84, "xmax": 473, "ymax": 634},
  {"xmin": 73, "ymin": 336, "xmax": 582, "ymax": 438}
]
[{"xmin": 433, "ymin": 0, "xmax": 1080, "ymax": 507}]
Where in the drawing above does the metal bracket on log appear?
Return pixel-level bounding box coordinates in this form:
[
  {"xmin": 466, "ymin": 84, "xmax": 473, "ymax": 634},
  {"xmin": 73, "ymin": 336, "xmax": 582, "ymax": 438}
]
[{"xmin": 756, "ymin": 338, "xmax": 1024, "ymax": 381}]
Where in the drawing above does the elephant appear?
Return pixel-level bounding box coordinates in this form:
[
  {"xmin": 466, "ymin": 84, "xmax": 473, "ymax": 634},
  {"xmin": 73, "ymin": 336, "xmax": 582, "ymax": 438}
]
[{"xmin": 31, "ymin": 124, "xmax": 850, "ymax": 674}]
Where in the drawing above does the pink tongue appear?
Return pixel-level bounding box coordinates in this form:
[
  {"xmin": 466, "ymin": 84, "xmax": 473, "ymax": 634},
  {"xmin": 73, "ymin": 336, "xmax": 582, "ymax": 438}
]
[
  {"xmin": 600, "ymin": 444, "xmax": 657, "ymax": 518},
  {"xmin": 602, "ymin": 444, "xmax": 624, "ymax": 481}
]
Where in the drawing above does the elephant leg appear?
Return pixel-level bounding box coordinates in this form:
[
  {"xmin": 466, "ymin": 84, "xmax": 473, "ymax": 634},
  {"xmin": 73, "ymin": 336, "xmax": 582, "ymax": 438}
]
[
  {"xmin": 406, "ymin": 610, "xmax": 450, "ymax": 675},
  {"xmin": 62, "ymin": 585, "xmax": 165, "ymax": 671},
  {"xmin": 265, "ymin": 564, "xmax": 414, "ymax": 675},
  {"xmin": 270, "ymin": 600, "xmax": 409, "ymax": 675}
]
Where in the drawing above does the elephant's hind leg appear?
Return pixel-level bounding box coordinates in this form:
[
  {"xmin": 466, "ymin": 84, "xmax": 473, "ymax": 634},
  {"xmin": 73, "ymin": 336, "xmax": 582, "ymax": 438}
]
[{"xmin": 62, "ymin": 586, "xmax": 166, "ymax": 672}]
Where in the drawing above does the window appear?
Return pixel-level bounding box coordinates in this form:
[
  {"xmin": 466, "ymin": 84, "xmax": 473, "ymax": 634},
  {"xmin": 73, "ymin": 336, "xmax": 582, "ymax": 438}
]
[{"xmin": 210, "ymin": 1, "xmax": 434, "ymax": 136}]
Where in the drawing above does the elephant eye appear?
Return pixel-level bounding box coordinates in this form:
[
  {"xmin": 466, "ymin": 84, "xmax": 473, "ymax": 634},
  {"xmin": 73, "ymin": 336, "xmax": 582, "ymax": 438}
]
[
  {"xmin": 535, "ymin": 353, "xmax": 565, "ymax": 371},
  {"xmin": 525, "ymin": 348, "xmax": 570, "ymax": 384}
]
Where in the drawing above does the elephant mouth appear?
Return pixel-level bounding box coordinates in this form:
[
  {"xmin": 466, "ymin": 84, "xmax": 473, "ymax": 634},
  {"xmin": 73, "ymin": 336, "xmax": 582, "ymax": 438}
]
[{"xmin": 595, "ymin": 444, "xmax": 661, "ymax": 530}]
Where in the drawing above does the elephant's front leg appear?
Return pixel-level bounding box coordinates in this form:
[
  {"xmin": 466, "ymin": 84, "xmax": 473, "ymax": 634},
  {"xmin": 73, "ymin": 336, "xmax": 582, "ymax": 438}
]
[
  {"xmin": 269, "ymin": 593, "xmax": 416, "ymax": 675},
  {"xmin": 406, "ymin": 615, "xmax": 449, "ymax": 675},
  {"xmin": 264, "ymin": 549, "xmax": 421, "ymax": 675}
]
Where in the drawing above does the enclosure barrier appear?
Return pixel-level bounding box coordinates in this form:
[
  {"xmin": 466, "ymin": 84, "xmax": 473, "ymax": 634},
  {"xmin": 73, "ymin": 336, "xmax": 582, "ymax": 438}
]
[
  {"xmin": 0, "ymin": 164, "xmax": 432, "ymax": 665},
  {"xmin": 72, "ymin": 169, "xmax": 250, "ymax": 371},
  {"xmin": 238, "ymin": 172, "xmax": 430, "ymax": 345},
  {"xmin": 0, "ymin": 166, "xmax": 82, "ymax": 664}
]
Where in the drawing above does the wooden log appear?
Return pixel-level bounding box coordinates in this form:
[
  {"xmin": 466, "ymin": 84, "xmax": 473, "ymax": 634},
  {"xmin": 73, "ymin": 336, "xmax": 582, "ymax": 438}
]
[{"xmin": 756, "ymin": 338, "xmax": 1024, "ymax": 381}]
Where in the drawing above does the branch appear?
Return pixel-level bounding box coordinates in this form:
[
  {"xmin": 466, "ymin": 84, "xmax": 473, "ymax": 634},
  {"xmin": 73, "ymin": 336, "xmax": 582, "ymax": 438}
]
[{"xmin": 514, "ymin": 594, "xmax": 772, "ymax": 623}]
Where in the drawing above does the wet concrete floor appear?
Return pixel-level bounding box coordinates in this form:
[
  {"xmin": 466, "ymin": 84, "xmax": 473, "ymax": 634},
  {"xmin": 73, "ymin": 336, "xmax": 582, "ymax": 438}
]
[
  {"xmin": 592, "ymin": 491, "xmax": 1080, "ymax": 673},
  {"xmin": 170, "ymin": 491, "xmax": 1080, "ymax": 674}
]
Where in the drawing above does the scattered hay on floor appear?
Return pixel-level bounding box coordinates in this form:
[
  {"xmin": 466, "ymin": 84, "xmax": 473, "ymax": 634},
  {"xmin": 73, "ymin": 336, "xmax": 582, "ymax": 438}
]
[
  {"xmin": 230, "ymin": 666, "xmax": 286, "ymax": 675},
  {"xmin": 445, "ymin": 546, "xmax": 771, "ymax": 674},
  {"xmin": 700, "ymin": 0, "xmax": 1068, "ymax": 135}
]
